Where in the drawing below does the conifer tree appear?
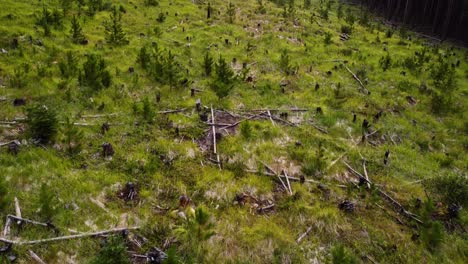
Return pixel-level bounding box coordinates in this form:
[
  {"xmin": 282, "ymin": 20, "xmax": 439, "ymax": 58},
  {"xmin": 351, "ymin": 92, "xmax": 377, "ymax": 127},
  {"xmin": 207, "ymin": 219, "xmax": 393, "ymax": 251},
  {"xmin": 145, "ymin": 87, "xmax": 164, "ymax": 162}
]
[
  {"xmin": 165, "ymin": 50, "xmax": 177, "ymax": 88},
  {"xmin": 62, "ymin": 117, "xmax": 83, "ymax": 156},
  {"xmin": 137, "ymin": 46, "xmax": 150, "ymax": 70},
  {"xmin": 227, "ymin": 2, "xmax": 235, "ymax": 23},
  {"xmin": 211, "ymin": 56, "xmax": 236, "ymax": 98},
  {"xmin": 70, "ymin": 15, "xmax": 86, "ymax": 44},
  {"xmin": 27, "ymin": 104, "xmax": 59, "ymax": 144},
  {"xmin": 215, "ymin": 56, "xmax": 235, "ymax": 84},
  {"xmin": 59, "ymin": 51, "xmax": 78, "ymax": 78},
  {"xmin": 203, "ymin": 51, "xmax": 213, "ymax": 76},
  {"xmin": 104, "ymin": 6, "xmax": 128, "ymax": 45},
  {"xmin": 79, "ymin": 54, "xmax": 112, "ymax": 91}
]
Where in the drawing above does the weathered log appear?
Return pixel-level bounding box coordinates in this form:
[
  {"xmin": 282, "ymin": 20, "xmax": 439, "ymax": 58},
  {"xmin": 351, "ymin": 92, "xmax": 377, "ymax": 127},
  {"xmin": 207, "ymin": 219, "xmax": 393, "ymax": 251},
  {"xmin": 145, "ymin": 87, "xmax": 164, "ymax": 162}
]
[{"xmin": 0, "ymin": 226, "xmax": 140, "ymax": 245}]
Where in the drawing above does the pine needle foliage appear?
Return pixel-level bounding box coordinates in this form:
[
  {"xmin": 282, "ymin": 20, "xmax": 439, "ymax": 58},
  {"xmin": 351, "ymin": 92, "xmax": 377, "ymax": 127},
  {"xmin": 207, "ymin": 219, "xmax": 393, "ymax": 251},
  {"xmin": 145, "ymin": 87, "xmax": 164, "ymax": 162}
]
[{"xmin": 104, "ymin": 6, "xmax": 128, "ymax": 45}]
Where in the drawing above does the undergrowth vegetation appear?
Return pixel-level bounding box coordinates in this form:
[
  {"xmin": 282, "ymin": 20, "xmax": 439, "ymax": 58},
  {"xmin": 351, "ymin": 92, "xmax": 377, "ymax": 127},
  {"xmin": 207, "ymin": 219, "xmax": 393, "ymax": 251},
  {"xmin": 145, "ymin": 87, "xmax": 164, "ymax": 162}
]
[{"xmin": 0, "ymin": 0, "xmax": 467, "ymax": 263}]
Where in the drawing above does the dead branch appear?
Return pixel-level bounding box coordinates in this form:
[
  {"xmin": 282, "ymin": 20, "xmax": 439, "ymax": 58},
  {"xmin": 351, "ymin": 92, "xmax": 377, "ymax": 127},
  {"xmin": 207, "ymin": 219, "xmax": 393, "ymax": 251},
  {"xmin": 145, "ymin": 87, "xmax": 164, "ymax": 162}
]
[
  {"xmin": 248, "ymin": 109, "xmax": 309, "ymax": 112},
  {"xmin": 14, "ymin": 198, "xmax": 22, "ymax": 225},
  {"xmin": 157, "ymin": 109, "xmax": 186, "ymax": 114},
  {"xmin": 267, "ymin": 110, "xmax": 276, "ymax": 126},
  {"xmin": 221, "ymin": 112, "xmax": 266, "ymax": 129},
  {"xmin": 362, "ymin": 160, "xmax": 371, "ymax": 189},
  {"xmin": 0, "ymin": 226, "xmax": 140, "ymax": 245},
  {"xmin": 211, "ymin": 105, "xmax": 221, "ymax": 169},
  {"xmin": 344, "ymin": 65, "xmax": 369, "ymax": 94},
  {"xmin": 307, "ymin": 121, "xmax": 328, "ymax": 134},
  {"xmin": 282, "ymin": 170, "xmax": 293, "ymax": 195},
  {"xmin": 29, "ymin": 250, "xmax": 46, "ymax": 264},
  {"xmin": 80, "ymin": 113, "xmax": 120, "ymax": 118},
  {"xmin": 296, "ymin": 226, "xmax": 313, "ymax": 244},
  {"xmin": 3, "ymin": 218, "xmax": 11, "ymax": 238},
  {"xmin": 342, "ymin": 161, "xmax": 423, "ymax": 224}
]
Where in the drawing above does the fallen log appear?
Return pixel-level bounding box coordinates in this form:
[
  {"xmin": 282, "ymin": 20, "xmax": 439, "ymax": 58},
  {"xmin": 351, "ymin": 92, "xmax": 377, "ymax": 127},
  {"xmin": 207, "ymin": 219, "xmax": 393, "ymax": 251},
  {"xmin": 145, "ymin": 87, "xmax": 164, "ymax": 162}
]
[
  {"xmin": 0, "ymin": 226, "xmax": 140, "ymax": 245},
  {"xmin": 80, "ymin": 113, "xmax": 120, "ymax": 118},
  {"xmin": 157, "ymin": 109, "xmax": 186, "ymax": 114}
]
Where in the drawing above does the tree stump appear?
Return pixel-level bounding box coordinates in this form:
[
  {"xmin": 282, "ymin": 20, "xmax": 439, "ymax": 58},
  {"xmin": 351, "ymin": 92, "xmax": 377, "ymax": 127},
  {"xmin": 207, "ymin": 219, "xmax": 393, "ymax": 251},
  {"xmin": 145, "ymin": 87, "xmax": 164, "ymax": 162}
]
[{"xmin": 102, "ymin": 143, "xmax": 114, "ymax": 158}]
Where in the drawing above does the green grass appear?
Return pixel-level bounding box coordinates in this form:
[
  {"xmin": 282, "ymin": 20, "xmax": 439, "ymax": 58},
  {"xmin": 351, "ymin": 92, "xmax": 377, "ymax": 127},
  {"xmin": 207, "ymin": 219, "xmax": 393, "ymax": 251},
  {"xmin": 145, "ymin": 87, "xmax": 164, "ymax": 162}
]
[{"xmin": 0, "ymin": 0, "xmax": 467, "ymax": 263}]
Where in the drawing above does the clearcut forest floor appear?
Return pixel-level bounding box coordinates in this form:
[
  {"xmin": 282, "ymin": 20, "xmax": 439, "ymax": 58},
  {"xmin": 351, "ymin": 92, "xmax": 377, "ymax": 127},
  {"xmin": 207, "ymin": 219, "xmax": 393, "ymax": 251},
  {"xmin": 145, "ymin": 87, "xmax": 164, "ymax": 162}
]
[{"xmin": 0, "ymin": 0, "xmax": 467, "ymax": 263}]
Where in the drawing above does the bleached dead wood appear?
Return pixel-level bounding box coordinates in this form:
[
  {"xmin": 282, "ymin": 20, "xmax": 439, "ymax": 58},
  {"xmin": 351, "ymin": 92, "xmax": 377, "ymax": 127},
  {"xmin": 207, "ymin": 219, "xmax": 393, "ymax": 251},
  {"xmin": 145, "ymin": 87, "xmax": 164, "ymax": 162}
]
[
  {"xmin": 3, "ymin": 218, "xmax": 11, "ymax": 237},
  {"xmin": 221, "ymin": 112, "xmax": 266, "ymax": 129},
  {"xmin": 362, "ymin": 160, "xmax": 371, "ymax": 189},
  {"xmin": 0, "ymin": 226, "xmax": 140, "ymax": 245},
  {"xmin": 14, "ymin": 197, "xmax": 22, "ymax": 225},
  {"xmin": 80, "ymin": 113, "xmax": 120, "ymax": 118},
  {"xmin": 29, "ymin": 250, "xmax": 47, "ymax": 264},
  {"xmin": 267, "ymin": 110, "xmax": 276, "ymax": 126},
  {"xmin": 344, "ymin": 65, "xmax": 369, "ymax": 94},
  {"xmin": 249, "ymin": 108, "xmax": 309, "ymax": 112},
  {"xmin": 342, "ymin": 161, "xmax": 423, "ymax": 224},
  {"xmin": 0, "ymin": 140, "xmax": 20, "ymax": 147},
  {"xmin": 296, "ymin": 226, "xmax": 313, "ymax": 244},
  {"xmin": 282, "ymin": 170, "xmax": 293, "ymax": 195},
  {"xmin": 211, "ymin": 105, "xmax": 221, "ymax": 169}
]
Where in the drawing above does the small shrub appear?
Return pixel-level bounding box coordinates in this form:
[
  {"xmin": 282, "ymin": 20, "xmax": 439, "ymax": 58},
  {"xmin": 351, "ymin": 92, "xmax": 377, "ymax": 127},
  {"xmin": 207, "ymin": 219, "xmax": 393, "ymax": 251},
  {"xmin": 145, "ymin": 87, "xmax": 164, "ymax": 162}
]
[
  {"xmin": 145, "ymin": 0, "xmax": 159, "ymax": 6},
  {"xmin": 385, "ymin": 29, "xmax": 393, "ymax": 38},
  {"xmin": 340, "ymin": 25, "xmax": 352, "ymax": 35},
  {"xmin": 9, "ymin": 64, "xmax": 29, "ymax": 88},
  {"xmin": 142, "ymin": 97, "xmax": 155, "ymax": 122},
  {"xmin": 425, "ymin": 174, "xmax": 468, "ymax": 207},
  {"xmin": 344, "ymin": 8, "xmax": 355, "ymax": 26},
  {"xmin": 70, "ymin": 15, "xmax": 86, "ymax": 44},
  {"xmin": 59, "ymin": 51, "xmax": 79, "ymax": 79},
  {"xmin": 279, "ymin": 49, "xmax": 293, "ymax": 75},
  {"xmin": 211, "ymin": 56, "xmax": 236, "ymax": 98},
  {"xmin": 137, "ymin": 46, "xmax": 150, "ymax": 70},
  {"xmin": 0, "ymin": 176, "xmax": 11, "ymax": 211},
  {"xmin": 420, "ymin": 200, "xmax": 445, "ymax": 252},
  {"xmin": 203, "ymin": 51, "xmax": 213, "ymax": 76},
  {"xmin": 379, "ymin": 52, "xmax": 392, "ymax": 71},
  {"xmin": 324, "ymin": 32, "xmax": 332, "ymax": 45},
  {"xmin": 38, "ymin": 183, "xmax": 57, "ymax": 221},
  {"xmin": 331, "ymin": 244, "xmax": 358, "ymax": 264},
  {"xmin": 157, "ymin": 12, "xmax": 166, "ymax": 23},
  {"xmin": 227, "ymin": 2, "xmax": 235, "ymax": 23},
  {"xmin": 61, "ymin": 117, "xmax": 83, "ymax": 156},
  {"xmin": 90, "ymin": 235, "xmax": 130, "ymax": 264},
  {"xmin": 240, "ymin": 121, "xmax": 253, "ymax": 139},
  {"xmin": 177, "ymin": 207, "xmax": 215, "ymax": 262}
]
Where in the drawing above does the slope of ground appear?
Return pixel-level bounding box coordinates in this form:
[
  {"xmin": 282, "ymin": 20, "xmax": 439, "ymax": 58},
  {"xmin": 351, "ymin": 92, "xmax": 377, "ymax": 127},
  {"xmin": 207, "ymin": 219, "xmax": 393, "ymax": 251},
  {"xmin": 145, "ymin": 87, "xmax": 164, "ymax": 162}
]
[{"xmin": 0, "ymin": 0, "xmax": 467, "ymax": 263}]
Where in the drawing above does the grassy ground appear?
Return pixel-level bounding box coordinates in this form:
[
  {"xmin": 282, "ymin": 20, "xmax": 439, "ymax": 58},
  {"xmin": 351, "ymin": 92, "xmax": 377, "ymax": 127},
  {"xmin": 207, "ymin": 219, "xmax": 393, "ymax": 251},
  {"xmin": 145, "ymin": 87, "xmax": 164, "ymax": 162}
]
[{"xmin": 0, "ymin": 0, "xmax": 467, "ymax": 263}]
